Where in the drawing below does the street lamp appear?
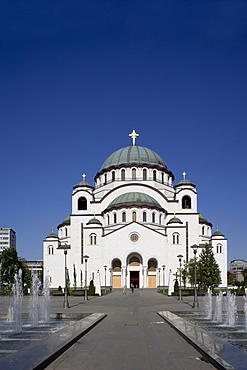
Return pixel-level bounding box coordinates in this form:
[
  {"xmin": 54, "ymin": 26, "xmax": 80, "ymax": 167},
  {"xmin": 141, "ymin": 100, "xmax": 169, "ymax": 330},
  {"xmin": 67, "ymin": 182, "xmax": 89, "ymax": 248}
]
[
  {"xmin": 109, "ymin": 268, "xmax": 112, "ymax": 290},
  {"xmin": 83, "ymin": 255, "xmax": 89, "ymax": 301},
  {"xmin": 58, "ymin": 244, "xmax": 71, "ymax": 309},
  {"xmin": 177, "ymin": 254, "xmax": 183, "ymax": 301},
  {"xmin": 191, "ymin": 244, "xmax": 199, "ymax": 308},
  {"xmin": 104, "ymin": 265, "xmax": 107, "ymax": 293},
  {"xmin": 162, "ymin": 265, "xmax": 166, "ymax": 294},
  {"xmin": 158, "ymin": 268, "xmax": 161, "ymax": 290}
]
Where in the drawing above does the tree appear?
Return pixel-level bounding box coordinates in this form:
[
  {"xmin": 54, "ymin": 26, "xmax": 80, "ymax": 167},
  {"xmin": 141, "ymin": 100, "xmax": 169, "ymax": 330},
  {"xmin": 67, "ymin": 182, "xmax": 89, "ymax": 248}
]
[
  {"xmin": 197, "ymin": 244, "xmax": 221, "ymax": 291},
  {"xmin": 227, "ymin": 271, "xmax": 236, "ymax": 286},
  {"xmin": 185, "ymin": 258, "xmax": 200, "ymax": 287},
  {"xmin": 242, "ymin": 268, "xmax": 247, "ymax": 286},
  {"xmin": 0, "ymin": 248, "xmax": 31, "ymax": 293}
]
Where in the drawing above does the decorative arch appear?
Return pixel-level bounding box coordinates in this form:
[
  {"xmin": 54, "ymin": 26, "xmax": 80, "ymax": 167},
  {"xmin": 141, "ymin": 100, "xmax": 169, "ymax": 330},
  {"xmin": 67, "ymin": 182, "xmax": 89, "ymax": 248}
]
[
  {"xmin": 112, "ymin": 258, "xmax": 122, "ymax": 272},
  {"xmin": 172, "ymin": 232, "xmax": 180, "ymax": 244},
  {"xmin": 122, "ymin": 212, "xmax": 126, "ymax": 222},
  {"xmin": 90, "ymin": 233, "xmax": 97, "ymax": 245},
  {"xmin": 78, "ymin": 197, "xmax": 87, "ymax": 210},
  {"xmin": 148, "ymin": 258, "xmax": 157, "ymax": 271},
  {"xmin": 132, "ymin": 168, "xmax": 136, "ymax": 180},
  {"xmin": 48, "ymin": 245, "xmax": 54, "ymax": 255},
  {"xmin": 143, "ymin": 169, "xmax": 147, "ymax": 180},
  {"xmin": 121, "ymin": 169, "xmax": 125, "ymax": 181},
  {"xmin": 216, "ymin": 244, "xmax": 223, "ymax": 253}
]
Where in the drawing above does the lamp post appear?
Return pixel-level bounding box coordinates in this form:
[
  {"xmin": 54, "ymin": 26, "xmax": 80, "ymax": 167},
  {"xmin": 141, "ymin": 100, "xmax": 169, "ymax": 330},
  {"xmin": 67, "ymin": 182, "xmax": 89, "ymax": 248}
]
[
  {"xmin": 158, "ymin": 268, "xmax": 161, "ymax": 290},
  {"xmin": 109, "ymin": 268, "xmax": 112, "ymax": 290},
  {"xmin": 162, "ymin": 265, "xmax": 166, "ymax": 294},
  {"xmin": 58, "ymin": 244, "xmax": 71, "ymax": 309},
  {"xmin": 177, "ymin": 254, "xmax": 183, "ymax": 301},
  {"xmin": 83, "ymin": 255, "xmax": 89, "ymax": 301},
  {"xmin": 191, "ymin": 244, "xmax": 199, "ymax": 308},
  {"xmin": 104, "ymin": 265, "xmax": 107, "ymax": 293}
]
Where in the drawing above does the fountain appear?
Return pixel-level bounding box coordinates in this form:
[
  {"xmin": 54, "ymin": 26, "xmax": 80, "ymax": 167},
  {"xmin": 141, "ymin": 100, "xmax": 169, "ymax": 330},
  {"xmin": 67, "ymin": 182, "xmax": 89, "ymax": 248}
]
[
  {"xmin": 204, "ymin": 288, "xmax": 213, "ymax": 320},
  {"xmin": 225, "ymin": 291, "xmax": 237, "ymax": 327},
  {"xmin": 30, "ymin": 270, "xmax": 41, "ymax": 326},
  {"xmin": 12, "ymin": 269, "xmax": 23, "ymax": 332},
  {"xmin": 40, "ymin": 274, "xmax": 50, "ymax": 323},
  {"xmin": 214, "ymin": 290, "xmax": 223, "ymax": 323}
]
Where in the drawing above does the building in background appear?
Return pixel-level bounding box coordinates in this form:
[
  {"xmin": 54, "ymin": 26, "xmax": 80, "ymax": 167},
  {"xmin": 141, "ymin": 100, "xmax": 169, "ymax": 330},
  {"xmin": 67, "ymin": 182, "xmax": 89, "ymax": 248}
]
[
  {"xmin": 26, "ymin": 260, "xmax": 43, "ymax": 279},
  {"xmin": 230, "ymin": 259, "xmax": 247, "ymax": 283},
  {"xmin": 43, "ymin": 131, "xmax": 228, "ymax": 289},
  {"xmin": 0, "ymin": 228, "xmax": 16, "ymax": 252}
]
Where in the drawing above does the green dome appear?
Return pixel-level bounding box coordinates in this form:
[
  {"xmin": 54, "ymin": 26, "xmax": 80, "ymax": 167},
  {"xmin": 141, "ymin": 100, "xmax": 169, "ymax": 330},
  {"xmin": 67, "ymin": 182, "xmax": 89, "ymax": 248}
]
[
  {"xmin": 100, "ymin": 146, "xmax": 168, "ymax": 171},
  {"xmin": 167, "ymin": 216, "xmax": 183, "ymax": 225},
  {"xmin": 87, "ymin": 218, "xmax": 102, "ymax": 226},
  {"xmin": 105, "ymin": 192, "xmax": 164, "ymax": 212},
  {"xmin": 73, "ymin": 179, "xmax": 94, "ymax": 189}
]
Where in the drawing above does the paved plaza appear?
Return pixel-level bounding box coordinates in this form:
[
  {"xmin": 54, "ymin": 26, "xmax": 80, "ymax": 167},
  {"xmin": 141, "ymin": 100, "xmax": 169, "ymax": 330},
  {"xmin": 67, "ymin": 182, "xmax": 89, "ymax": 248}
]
[{"xmin": 46, "ymin": 289, "xmax": 216, "ymax": 370}]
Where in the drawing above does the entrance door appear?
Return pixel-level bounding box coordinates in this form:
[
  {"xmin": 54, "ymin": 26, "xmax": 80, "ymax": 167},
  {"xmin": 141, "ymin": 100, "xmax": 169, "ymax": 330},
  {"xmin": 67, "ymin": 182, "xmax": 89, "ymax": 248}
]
[{"xmin": 130, "ymin": 271, "xmax": 139, "ymax": 288}]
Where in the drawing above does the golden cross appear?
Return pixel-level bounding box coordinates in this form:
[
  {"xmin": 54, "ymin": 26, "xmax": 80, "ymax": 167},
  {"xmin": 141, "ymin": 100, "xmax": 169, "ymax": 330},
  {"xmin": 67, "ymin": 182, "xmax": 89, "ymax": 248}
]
[
  {"xmin": 82, "ymin": 174, "xmax": 86, "ymax": 179},
  {"xmin": 182, "ymin": 172, "xmax": 186, "ymax": 179},
  {"xmin": 129, "ymin": 130, "xmax": 139, "ymax": 146}
]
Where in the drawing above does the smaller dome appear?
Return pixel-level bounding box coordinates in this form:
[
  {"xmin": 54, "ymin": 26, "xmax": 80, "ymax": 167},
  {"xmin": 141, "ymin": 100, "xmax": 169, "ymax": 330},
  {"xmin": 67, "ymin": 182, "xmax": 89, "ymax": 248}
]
[
  {"xmin": 87, "ymin": 217, "xmax": 102, "ymax": 226},
  {"xmin": 73, "ymin": 175, "xmax": 94, "ymax": 189},
  {"xmin": 212, "ymin": 227, "xmax": 224, "ymax": 237},
  {"xmin": 46, "ymin": 229, "xmax": 59, "ymax": 239},
  {"xmin": 167, "ymin": 216, "xmax": 183, "ymax": 225},
  {"xmin": 175, "ymin": 172, "xmax": 195, "ymax": 187},
  {"xmin": 104, "ymin": 192, "xmax": 164, "ymax": 213}
]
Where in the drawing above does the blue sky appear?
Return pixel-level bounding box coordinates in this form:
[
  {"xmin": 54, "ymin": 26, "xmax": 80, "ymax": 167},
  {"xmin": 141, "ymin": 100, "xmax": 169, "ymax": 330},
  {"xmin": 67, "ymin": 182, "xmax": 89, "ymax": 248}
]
[{"xmin": 0, "ymin": 0, "xmax": 246, "ymax": 265}]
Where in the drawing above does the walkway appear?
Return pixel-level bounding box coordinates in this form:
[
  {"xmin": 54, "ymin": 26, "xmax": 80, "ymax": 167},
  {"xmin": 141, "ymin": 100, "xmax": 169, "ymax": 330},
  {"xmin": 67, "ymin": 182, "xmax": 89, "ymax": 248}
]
[{"xmin": 46, "ymin": 289, "xmax": 214, "ymax": 370}]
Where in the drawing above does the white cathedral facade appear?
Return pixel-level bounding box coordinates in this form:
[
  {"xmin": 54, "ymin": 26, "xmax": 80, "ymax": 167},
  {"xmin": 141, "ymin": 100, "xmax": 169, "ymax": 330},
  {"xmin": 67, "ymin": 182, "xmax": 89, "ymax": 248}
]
[{"xmin": 43, "ymin": 131, "xmax": 227, "ymax": 290}]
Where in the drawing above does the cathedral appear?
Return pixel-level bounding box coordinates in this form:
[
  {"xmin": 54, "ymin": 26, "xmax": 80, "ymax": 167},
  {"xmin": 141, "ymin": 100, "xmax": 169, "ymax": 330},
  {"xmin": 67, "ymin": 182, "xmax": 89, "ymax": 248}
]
[{"xmin": 43, "ymin": 130, "xmax": 227, "ymax": 290}]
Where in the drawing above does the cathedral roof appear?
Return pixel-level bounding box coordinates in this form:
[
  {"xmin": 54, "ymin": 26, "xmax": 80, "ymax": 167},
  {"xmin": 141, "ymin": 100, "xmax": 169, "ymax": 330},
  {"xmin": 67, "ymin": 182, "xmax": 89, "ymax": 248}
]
[
  {"xmin": 104, "ymin": 192, "xmax": 165, "ymax": 212},
  {"xmin": 175, "ymin": 172, "xmax": 195, "ymax": 187},
  {"xmin": 212, "ymin": 227, "xmax": 224, "ymax": 237},
  {"xmin": 100, "ymin": 146, "xmax": 168, "ymax": 171},
  {"xmin": 87, "ymin": 217, "xmax": 102, "ymax": 226},
  {"xmin": 46, "ymin": 229, "xmax": 59, "ymax": 239},
  {"xmin": 73, "ymin": 177, "xmax": 94, "ymax": 189}
]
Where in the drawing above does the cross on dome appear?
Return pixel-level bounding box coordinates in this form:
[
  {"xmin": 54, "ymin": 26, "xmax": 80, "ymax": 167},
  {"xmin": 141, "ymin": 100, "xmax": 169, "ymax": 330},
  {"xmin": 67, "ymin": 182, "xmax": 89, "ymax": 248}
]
[
  {"xmin": 129, "ymin": 130, "xmax": 139, "ymax": 146},
  {"xmin": 82, "ymin": 174, "xmax": 86, "ymax": 179},
  {"xmin": 182, "ymin": 172, "xmax": 187, "ymax": 179}
]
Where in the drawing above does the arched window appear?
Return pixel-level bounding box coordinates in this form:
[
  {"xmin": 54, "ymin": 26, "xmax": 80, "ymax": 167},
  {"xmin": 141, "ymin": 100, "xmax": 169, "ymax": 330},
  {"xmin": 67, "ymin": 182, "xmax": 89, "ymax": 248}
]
[
  {"xmin": 90, "ymin": 233, "xmax": 97, "ymax": 245},
  {"xmin": 112, "ymin": 171, "xmax": 115, "ymax": 181},
  {"xmin": 48, "ymin": 246, "xmax": 54, "ymax": 255},
  {"xmin": 122, "ymin": 212, "xmax": 126, "ymax": 222},
  {"xmin": 217, "ymin": 244, "xmax": 223, "ymax": 253},
  {"xmin": 132, "ymin": 211, "xmax": 136, "ymax": 222},
  {"xmin": 143, "ymin": 212, "xmax": 147, "ymax": 222},
  {"xmin": 148, "ymin": 258, "xmax": 157, "ymax": 271},
  {"xmin": 107, "ymin": 215, "xmax": 110, "ymax": 225},
  {"xmin": 112, "ymin": 259, "xmax": 121, "ymax": 272},
  {"xmin": 104, "ymin": 173, "xmax": 107, "ymax": 185},
  {"xmin": 202, "ymin": 226, "xmax": 205, "ymax": 235},
  {"xmin": 161, "ymin": 172, "xmax": 164, "ymax": 184},
  {"xmin": 132, "ymin": 168, "xmax": 136, "ymax": 180},
  {"xmin": 78, "ymin": 197, "xmax": 87, "ymax": 210},
  {"xmin": 159, "ymin": 214, "xmax": 162, "ymax": 224},
  {"xmin": 182, "ymin": 195, "xmax": 191, "ymax": 209},
  {"xmin": 152, "ymin": 212, "xmax": 156, "ymax": 223},
  {"xmin": 172, "ymin": 233, "xmax": 180, "ymax": 244},
  {"xmin": 113, "ymin": 213, "xmax": 117, "ymax": 224},
  {"xmin": 153, "ymin": 170, "xmax": 157, "ymax": 181},
  {"xmin": 65, "ymin": 227, "xmax": 68, "ymax": 237},
  {"xmin": 143, "ymin": 169, "xmax": 147, "ymax": 180},
  {"xmin": 121, "ymin": 169, "xmax": 125, "ymax": 181}
]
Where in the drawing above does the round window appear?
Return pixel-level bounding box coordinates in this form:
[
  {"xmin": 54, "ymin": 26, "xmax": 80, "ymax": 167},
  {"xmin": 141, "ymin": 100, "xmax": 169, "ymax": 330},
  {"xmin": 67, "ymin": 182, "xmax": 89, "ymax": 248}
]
[{"xmin": 130, "ymin": 233, "xmax": 139, "ymax": 242}]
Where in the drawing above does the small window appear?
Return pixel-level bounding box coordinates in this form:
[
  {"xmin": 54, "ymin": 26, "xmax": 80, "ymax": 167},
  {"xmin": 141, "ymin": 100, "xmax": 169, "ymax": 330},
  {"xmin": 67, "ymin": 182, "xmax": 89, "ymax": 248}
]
[
  {"xmin": 78, "ymin": 197, "xmax": 87, "ymax": 210},
  {"xmin": 153, "ymin": 170, "xmax": 157, "ymax": 181},
  {"xmin": 152, "ymin": 212, "xmax": 156, "ymax": 223},
  {"xmin": 132, "ymin": 211, "xmax": 136, "ymax": 222},
  {"xmin": 217, "ymin": 244, "xmax": 223, "ymax": 253},
  {"xmin": 182, "ymin": 196, "xmax": 191, "ymax": 209},
  {"xmin": 121, "ymin": 169, "xmax": 125, "ymax": 181},
  {"xmin": 130, "ymin": 234, "xmax": 139, "ymax": 242},
  {"xmin": 161, "ymin": 172, "xmax": 164, "ymax": 184},
  {"xmin": 143, "ymin": 169, "xmax": 147, "ymax": 180},
  {"xmin": 159, "ymin": 214, "xmax": 162, "ymax": 224},
  {"xmin": 65, "ymin": 227, "xmax": 68, "ymax": 237},
  {"xmin": 143, "ymin": 212, "xmax": 147, "ymax": 222},
  {"xmin": 113, "ymin": 213, "xmax": 117, "ymax": 224},
  {"xmin": 172, "ymin": 233, "xmax": 180, "ymax": 244},
  {"xmin": 122, "ymin": 212, "xmax": 126, "ymax": 222},
  {"xmin": 202, "ymin": 226, "xmax": 205, "ymax": 235},
  {"xmin": 132, "ymin": 168, "xmax": 136, "ymax": 180},
  {"xmin": 104, "ymin": 173, "xmax": 107, "ymax": 185},
  {"xmin": 90, "ymin": 233, "xmax": 97, "ymax": 245},
  {"xmin": 107, "ymin": 215, "xmax": 110, "ymax": 225},
  {"xmin": 48, "ymin": 246, "xmax": 54, "ymax": 255},
  {"xmin": 112, "ymin": 171, "xmax": 115, "ymax": 181}
]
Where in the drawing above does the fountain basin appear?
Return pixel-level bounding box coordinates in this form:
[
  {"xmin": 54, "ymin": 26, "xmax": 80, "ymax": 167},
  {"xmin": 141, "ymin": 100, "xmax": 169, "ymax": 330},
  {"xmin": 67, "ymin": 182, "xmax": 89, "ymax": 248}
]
[
  {"xmin": 0, "ymin": 312, "xmax": 106, "ymax": 370},
  {"xmin": 158, "ymin": 311, "xmax": 247, "ymax": 370}
]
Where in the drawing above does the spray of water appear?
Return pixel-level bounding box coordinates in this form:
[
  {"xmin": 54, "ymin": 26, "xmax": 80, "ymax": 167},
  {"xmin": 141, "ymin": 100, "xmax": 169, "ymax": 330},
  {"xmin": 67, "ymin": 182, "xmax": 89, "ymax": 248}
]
[
  {"xmin": 214, "ymin": 291, "xmax": 223, "ymax": 323},
  {"xmin": 41, "ymin": 274, "xmax": 50, "ymax": 323},
  {"xmin": 30, "ymin": 270, "xmax": 41, "ymax": 326},
  {"xmin": 12, "ymin": 269, "xmax": 23, "ymax": 332}
]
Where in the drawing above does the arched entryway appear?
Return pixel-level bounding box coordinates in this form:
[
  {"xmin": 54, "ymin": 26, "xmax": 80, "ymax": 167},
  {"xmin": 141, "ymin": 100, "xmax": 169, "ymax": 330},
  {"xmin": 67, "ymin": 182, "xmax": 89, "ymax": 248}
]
[
  {"xmin": 148, "ymin": 258, "xmax": 157, "ymax": 288},
  {"xmin": 127, "ymin": 253, "xmax": 142, "ymax": 288},
  {"xmin": 112, "ymin": 259, "xmax": 122, "ymax": 288}
]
